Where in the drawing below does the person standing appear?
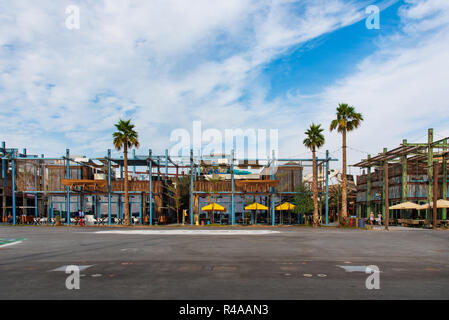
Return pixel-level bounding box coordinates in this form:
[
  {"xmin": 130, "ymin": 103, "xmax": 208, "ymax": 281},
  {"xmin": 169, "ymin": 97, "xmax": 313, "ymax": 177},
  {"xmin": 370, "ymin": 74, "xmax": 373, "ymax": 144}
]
[
  {"xmin": 7, "ymin": 213, "xmax": 13, "ymax": 224},
  {"xmin": 369, "ymin": 212, "xmax": 375, "ymax": 225},
  {"xmin": 79, "ymin": 210, "xmax": 85, "ymax": 226},
  {"xmin": 377, "ymin": 213, "xmax": 382, "ymax": 226}
]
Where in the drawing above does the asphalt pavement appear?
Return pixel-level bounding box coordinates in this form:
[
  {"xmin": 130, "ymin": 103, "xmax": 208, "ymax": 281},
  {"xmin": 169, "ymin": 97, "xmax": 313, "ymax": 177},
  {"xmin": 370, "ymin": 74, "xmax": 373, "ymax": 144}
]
[{"xmin": 0, "ymin": 225, "xmax": 448, "ymax": 299}]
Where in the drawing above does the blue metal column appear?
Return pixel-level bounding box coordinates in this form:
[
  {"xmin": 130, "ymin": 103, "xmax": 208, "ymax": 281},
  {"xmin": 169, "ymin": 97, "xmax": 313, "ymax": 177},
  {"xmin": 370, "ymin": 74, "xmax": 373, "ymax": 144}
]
[
  {"xmin": 12, "ymin": 156, "xmax": 16, "ymax": 224},
  {"xmin": 107, "ymin": 149, "xmax": 112, "ymax": 225},
  {"xmin": 231, "ymin": 149, "xmax": 235, "ymax": 225},
  {"xmin": 325, "ymin": 150, "xmax": 329, "ymax": 225},
  {"xmin": 190, "ymin": 149, "xmax": 194, "ymax": 225},
  {"xmin": 94, "ymin": 195, "xmax": 97, "ymax": 218},
  {"xmin": 116, "ymin": 195, "xmax": 120, "ymax": 223},
  {"xmin": 149, "ymin": 149, "xmax": 153, "ymax": 225},
  {"xmin": 139, "ymin": 194, "xmax": 143, "ymax": 224},
  {"xmin": 51, "ymin": 200, "xmax": 54, "ymax": 223},
  {"xmin": 65, "ymin": 149, "xmax": 71, "ymax": 224}
]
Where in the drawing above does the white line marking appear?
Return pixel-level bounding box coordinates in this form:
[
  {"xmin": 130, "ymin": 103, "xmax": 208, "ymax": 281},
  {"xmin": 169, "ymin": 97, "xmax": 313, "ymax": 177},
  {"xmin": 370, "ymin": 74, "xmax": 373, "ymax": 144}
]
[
  {"xmin": 0, "ymin": 240, "xmax": 23, "ymax": 248},
  {"xmin": 92, "ymin": 230, "xmax": 281, "ymax": 235}
]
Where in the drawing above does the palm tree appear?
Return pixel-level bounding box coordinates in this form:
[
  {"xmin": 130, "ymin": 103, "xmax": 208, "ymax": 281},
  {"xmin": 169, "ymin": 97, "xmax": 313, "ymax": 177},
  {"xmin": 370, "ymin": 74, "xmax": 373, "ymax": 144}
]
[
  {"xmin": 303, "ymin": 124, "xmax": 325, "ymax": 227},
  {"xmin": 166, "ymin": 180, "xmax": 180, "ymax": 224},
  {"xmin": 330, "ymin": 103, "xmax": 363, "ymax": 226},
  {"xmin": 113, "ymin": 119, "xmax": 139, "ymax": 226},
  {"xmin": 329, "ymin": 184, "xmax": 343, "ymax": 221}
]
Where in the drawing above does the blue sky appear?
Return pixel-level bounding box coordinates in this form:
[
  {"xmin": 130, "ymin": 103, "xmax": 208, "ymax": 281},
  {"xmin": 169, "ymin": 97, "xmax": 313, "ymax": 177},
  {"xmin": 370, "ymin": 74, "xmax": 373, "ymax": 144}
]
[
  {"xmin": 265, "ymin": 1, "xmax": 404, "ymax": 98},
  {"xmin": 0, "ymin": 0, "xmax": 449, "ymax": 173}
]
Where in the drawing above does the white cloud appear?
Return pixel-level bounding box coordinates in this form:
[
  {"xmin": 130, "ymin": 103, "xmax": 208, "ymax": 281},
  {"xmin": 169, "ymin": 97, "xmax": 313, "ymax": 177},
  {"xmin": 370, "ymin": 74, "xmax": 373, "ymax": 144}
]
[
  {"xmin": 2, "ymin": 0, "xmax": 445, "ymax": 177},
  {"xmin": 279, "ymin": 0, "xmax": 449, "ymax": 174},
  {"xmin": 0, "ymin": 0, "xmax": 368, "ymax": 158}
]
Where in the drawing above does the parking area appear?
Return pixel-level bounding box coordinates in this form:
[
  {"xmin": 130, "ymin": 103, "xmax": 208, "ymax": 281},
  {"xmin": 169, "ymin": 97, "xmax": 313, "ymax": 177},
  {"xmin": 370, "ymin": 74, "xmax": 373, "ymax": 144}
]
[{"xmin": 0, "ymin": 226, "xmax": 448, "ymax": 299}]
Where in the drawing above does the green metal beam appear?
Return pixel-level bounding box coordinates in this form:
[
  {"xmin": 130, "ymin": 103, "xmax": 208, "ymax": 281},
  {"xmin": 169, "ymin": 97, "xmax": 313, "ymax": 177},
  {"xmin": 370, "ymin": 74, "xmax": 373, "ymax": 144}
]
[
  {"xmin": 442, "ymin": 140, "xmax": 447, "ymax": 220},
  {"xmin": 427, "ymin": 129, "xmax": 433, "ymax": 220},
  {"xmin": 402, "ymin": 140, "xmax": 407, "ymax": 220}
]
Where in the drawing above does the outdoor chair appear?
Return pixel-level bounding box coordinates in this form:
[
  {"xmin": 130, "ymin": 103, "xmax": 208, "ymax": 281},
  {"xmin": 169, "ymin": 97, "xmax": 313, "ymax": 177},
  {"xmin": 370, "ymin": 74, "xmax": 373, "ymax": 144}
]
[
  {"xmin": 220, "ymin": 214, "xmax": 229, "ymax": 225},
  {"xmin": 85, "ymin": 215, "xmax": 97, "ymax": 225},
  {"xmin": 132, "ymin": 217, "xmax": 140, "ymax": 224}
]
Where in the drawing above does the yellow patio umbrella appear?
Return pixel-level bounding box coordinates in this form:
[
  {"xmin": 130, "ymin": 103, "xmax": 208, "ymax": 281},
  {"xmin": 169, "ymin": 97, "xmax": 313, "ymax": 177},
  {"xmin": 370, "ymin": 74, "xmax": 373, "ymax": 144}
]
[
  {"xmin": 245, "ymin": 202, "xmax": 268, "ymax": 210},
  {"xmin": 201, "ymin": 203, "xmax": 226, "ymax": 211},
  {"xmin": 275, "ymin": 202, "xmax": 296, "ymax": 225},
  {"xmin": 244, "ymin": 202, "xmax": 268, "ymax": 225},
  {"xmin": 201, "ymin": 203, "xmax": 226, "ymax": 225},
  {"xmin": 275, "ymin": 202, "xmax": 296, "ymax": 210}
]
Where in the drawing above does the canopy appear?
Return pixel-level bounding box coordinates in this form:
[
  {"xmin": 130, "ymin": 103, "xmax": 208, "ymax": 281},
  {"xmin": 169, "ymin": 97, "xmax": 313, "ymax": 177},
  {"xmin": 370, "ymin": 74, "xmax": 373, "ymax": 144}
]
[
  {"xmin": 275, "ymin": 202, "xmax": 296, "ymax": 211},
  {"xmin": 417, "ymin": 199, "xmax": 449, "ymax": 209},
  {"xmin": 388, "ymin": 201, "xmax": 422, "ymax": 210},
  {"xmin": 245, "ymin": 202, "xmax": 268, "ymax": 210},
  {"xmin": 201, "ymin": 203, "xmax": 226, "ymax": 212}
]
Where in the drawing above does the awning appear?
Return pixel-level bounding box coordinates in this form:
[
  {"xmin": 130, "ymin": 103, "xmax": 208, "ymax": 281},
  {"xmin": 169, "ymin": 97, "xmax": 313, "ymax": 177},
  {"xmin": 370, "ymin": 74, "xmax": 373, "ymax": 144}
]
[
  {"xmin": 201, "ymin": 203, "xmax": 226, "ymax": 212},
  {"xmin": 275, "ymin": 202, "xmax": 296, "ymax": 211},
  {"xmin": 417, "ymin": 199, "xmax": 449, "ymax": 209},
  {"xmin": 388, "ymin": 201, "xmax": 422, "ymax": 210},
  {"xmin": 245, "ymin": 203, "xmax": 268, "ymax": 210}
]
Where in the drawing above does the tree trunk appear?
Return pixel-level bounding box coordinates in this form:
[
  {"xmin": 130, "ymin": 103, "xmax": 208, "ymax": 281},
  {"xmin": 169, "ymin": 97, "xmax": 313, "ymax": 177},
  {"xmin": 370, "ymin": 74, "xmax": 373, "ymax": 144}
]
[
  {"xmin": 312, "ymin": 148, "xmax": 319, "ymax": 227},
  {"xmin": 124, "ymin": 144, "xmax": 130, "ymax": 226},
  {"xmin": 341, "ymin": 129, "xmax": 348, "ymax": 226}
]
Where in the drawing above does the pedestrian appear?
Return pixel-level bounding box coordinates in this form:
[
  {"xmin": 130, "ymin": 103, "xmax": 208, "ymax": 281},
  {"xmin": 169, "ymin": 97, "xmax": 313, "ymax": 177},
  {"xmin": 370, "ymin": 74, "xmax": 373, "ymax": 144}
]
[
  {"xmin": 7, "ymin": 213, "xmax": 13, "ymax": 224},
  {"xmin": 377, "ymin": 213, "xmax": 382, "ymax": 226},
  {"xmin": 369, "ymin": 212, "xmax": 375, "ymax": 225},
  {"xmin": 79, "ymin": 210, "xmax": 85, "ymax": 226}
]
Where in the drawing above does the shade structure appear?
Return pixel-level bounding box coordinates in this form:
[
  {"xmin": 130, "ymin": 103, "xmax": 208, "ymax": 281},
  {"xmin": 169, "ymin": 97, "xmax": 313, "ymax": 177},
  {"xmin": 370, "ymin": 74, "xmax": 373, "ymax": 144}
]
[
  {"xmin": 275, "ymin": 202, "xmax": 296, "ymax": 211},
  {"xmin": 201, "ymin": 203, "xmax": 226, "ymax": 212},
  {"xmin": 388, "ymin": 201, "xmax": 422, "ymax": 210},
  {"xmin": 245, "ymin": 202, "xmax": 268, "ymax": 210},
  {"xmin": 417, "ymin": 199, "xmax": 449, "ymax": 210}
]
